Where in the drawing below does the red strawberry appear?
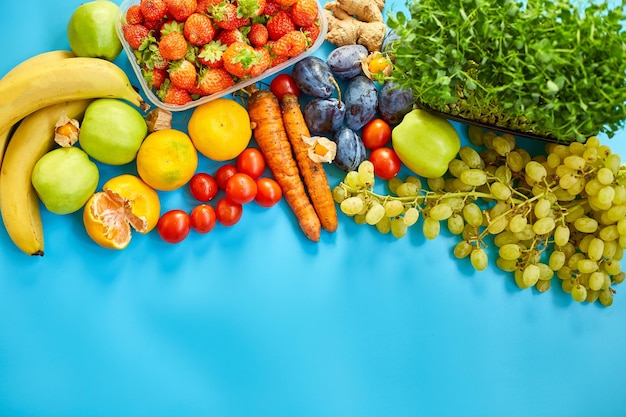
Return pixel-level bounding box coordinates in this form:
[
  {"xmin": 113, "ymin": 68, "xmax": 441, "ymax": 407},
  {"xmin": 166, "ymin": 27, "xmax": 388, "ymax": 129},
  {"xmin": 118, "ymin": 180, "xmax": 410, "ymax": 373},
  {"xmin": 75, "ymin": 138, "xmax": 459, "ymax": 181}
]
[
  {"xmin": 265, "ymin": 40, "xmax": 287, "ymax": 67},
  {"xmin": 159, "ymin": 82, "xmax": 193, "ymax": 105},
  {"xmin": 187, "ymin": 83, "xmax": 205, "ymax": 97},
  {"xmin": 302, "ymin": 22, "xmax": 320, "ymax": 45},
  {"xmin": 216, "ymin": 28, "xmax": 247, "ymax": 46},
  {"xmin": 143, "ymin": 67, "xmax": 168, "ymax": 89},
  {"xmin": 266, "ymin": 10, "xmax": 295, "ymax": 41},
  {"xmin": 274, "ymin": 0, "xmax": 297, "ymax": 6},
  {"xmin": 270, "ymin": 53, "xmax": 288, "ymax": 68},
  {"xmin": 168, "ymin": 59, "xmax": 197, "ymax": 90},
  {"xmin": 125, "ymin": 5, "xmax": 144, "ymax": 25},
  {"xmin": 123, "ymin": 24, "xmax": 150, "ymax": 49},
  {"xmin": 198, "ymin": 41, "xmax": 227, "ymax": 67},
  {"xmin": 237, "ymin": 0, "xmax": 266, "ymax": 18},
  {"xmin": 160, "ymin": 20, "xmax": 184, "ymax": 36},
  {"xmin": 290, "ymin": 0, "xmax": 318, "ymax": 27},
  {"xmin": 262, "ymin": 0, "xmax": 282, "ymax": 16},
  {"xmin": 271, "ymin": 30, "xmax": 307, "ymax": 57},
  {"xmin": 146, "ymin": 46, "xmax": 170, "ymax": 70},
  {"xmin": 159, "ymin": 31, "xmax": 189, "ymax": 60},
  {"xmin": 166, "ymin": 0, "xmax": 197, "ymax": 21},
  {"xmin": 222, "ymin": 41, "xmax": 259, "ymax": 78},
  {"xmin": 140, "ymin": 0, "xmax": 167, "ymax": 21},
  {"xmin": 248, "ymin": 23, "xmax": 269, "ymax": 47},
  {"xmin": 196, "ymin": 0, "xmax": 222, "ymax": 13},
  {"xmin": 184, "ymin": 12, "xmax": 215, "ymax": 45},
  {"xmin": 143, "ymin": 19, "xmax": 162, "ymax": 31},
  {"xmin": 249, "ymin": 47, "xmax": 271, "ymax": 77},
  {"xmin": 209, "ymin": 2, "xmax": 250, "ymax": 30},
  {"xmin": 197, "ymin": 67, "xmax": 235, "ymax": 95}
]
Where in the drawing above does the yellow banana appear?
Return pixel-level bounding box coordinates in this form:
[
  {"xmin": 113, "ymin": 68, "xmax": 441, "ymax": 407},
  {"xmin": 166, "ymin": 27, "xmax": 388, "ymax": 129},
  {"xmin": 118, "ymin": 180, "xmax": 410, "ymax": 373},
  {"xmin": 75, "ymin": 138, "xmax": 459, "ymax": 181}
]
[
  {"xmin": 0, "ymin": 50, "xmax": 76, "ymax": 82},
  {"xmin": 0, "ymin": 50, "xmax": 77, "ymax": 193},
  {"xmin": 0, "ymin": 100, "xmax": 93, "ymax": 256},
  {"xmin": 0, "ymin": 56, "xmax": 147, "ymax": 133}
]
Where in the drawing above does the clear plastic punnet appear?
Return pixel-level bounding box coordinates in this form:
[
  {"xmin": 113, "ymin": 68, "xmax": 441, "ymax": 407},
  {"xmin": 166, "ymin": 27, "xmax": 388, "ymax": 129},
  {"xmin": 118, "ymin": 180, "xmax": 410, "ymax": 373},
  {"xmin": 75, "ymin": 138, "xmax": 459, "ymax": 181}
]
[{"xmin": 116, "ymin": 0, "xmax": 328, "ymax": 112}]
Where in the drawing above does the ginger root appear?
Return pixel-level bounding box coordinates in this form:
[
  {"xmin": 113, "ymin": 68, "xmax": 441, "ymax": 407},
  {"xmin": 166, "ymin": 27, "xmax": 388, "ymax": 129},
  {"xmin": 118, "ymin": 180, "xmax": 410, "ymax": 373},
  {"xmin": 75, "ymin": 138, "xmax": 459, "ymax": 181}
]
[
  {"xmin": 324, "ymin": 0, "xmax": 388, "ymax": 53},
  {"xmin": 327, "ymin": 0, "xmax": 385, "ymax": 22}
]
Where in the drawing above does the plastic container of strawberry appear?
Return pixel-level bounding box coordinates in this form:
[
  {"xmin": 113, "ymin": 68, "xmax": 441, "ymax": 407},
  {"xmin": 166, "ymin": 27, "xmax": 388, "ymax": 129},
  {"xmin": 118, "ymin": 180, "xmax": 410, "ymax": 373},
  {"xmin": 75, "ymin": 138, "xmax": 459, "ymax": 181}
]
[{"xmin": 115, "ymin": 0, "xmax": 328, "ymax": 112}]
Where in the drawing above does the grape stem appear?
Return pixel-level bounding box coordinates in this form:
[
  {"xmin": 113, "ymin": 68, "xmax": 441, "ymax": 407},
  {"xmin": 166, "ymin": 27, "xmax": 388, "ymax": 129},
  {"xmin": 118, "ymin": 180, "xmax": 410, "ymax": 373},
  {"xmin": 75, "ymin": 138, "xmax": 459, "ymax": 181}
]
[
  {"xmin": 616, "ymin": 164, "xmax": 626, "ymax": 186},
  {"xmin": 338, "ymin": 183, "xmax": 526, "ymax": 208}
]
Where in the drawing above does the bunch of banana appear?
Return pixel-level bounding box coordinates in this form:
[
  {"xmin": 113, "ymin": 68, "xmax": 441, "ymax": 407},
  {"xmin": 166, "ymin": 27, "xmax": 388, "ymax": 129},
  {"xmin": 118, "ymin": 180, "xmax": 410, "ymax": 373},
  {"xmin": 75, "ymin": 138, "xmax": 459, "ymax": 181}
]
[
  {"xmin": 0, "ymin": 51, "xmax": 148, "ymax": 256},
  {"xmin": 0, "ymin": 50, "xmax": 77, "ymax": 183},
  {"xmin": 0, "ymin": 100, "xmax": 93, "ymax": 255}
]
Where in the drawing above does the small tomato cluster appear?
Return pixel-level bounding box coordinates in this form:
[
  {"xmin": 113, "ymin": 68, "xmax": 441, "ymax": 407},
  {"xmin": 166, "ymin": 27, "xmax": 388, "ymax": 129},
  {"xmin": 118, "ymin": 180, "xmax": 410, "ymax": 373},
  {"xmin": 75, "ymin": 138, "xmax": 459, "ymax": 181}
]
[
  {"xmin": 156, "ymin": 147, "xmax": 282, "ymax": 243},
  {"xmin": 121, "ymin": 0, "xmax": 321, "ymax": 106},
  {"xmin": 361, "ymin": 118, "xmax": 401, "ymax": 181}
]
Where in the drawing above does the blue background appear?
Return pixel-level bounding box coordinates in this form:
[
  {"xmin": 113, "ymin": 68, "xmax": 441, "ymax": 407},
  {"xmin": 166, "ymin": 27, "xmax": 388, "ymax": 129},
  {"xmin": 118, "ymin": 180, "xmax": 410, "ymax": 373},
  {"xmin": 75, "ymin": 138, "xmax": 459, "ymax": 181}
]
[{"xmin": 2, "ymin": 1, "xmax": 626, "ymax": 417}]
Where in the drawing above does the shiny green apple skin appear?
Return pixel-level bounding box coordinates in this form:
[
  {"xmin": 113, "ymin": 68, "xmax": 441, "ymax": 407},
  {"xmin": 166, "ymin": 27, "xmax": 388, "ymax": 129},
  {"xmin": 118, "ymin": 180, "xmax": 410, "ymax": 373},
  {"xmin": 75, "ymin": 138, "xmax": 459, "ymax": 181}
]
[
  {"xmin": 31, "ymin": 147, "xmax": 99, "ymax": 215},
  {"xmin": 66, "ymin": 0, "xmax": 123, "ymax": 61},
  {"xmin": 78, "ymin": 98, "xmax": 148, "ymax": 166}
]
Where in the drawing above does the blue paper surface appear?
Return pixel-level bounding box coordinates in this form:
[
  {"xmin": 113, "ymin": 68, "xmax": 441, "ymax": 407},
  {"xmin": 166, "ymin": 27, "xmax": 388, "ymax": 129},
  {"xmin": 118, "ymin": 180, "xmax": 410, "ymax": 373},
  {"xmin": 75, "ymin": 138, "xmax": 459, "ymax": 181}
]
[{"xmin": 1, "ymin": 1, "xmax": 626, "ymax": 417}]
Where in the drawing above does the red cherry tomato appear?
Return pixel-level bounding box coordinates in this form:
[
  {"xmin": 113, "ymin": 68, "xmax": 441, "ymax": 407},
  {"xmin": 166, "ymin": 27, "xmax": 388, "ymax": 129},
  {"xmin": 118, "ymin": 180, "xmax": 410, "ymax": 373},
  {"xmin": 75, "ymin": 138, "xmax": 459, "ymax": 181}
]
[
  {"xmin": 216, "ymin": 198, "xmax": 243, "ymax": 226},
  {"xmin": 236, "ymin": 148, "xmax": 266, "ymax": 179},
  {"xmin": 362, "ymin": 118, "xmax": 392, "ymax": 150},
  {"xmin": 189, "ymin": 172, "xmax": 219, "ymax": 202},
  {"xmin": 270, "ymin": 73, "xmax": 300, "ymax": 100},
  {"xmin": 225, "ymin": 172, "xmax": 257, "ymax": 204},
  {"xmin": 255, "ymin": 177, "xmax": 282, "ymax": 207},
  {"xmin": 190, "ymin": 204, "xmax": 216, "ymax": 233},
  {"xmin": 157, "ymin": 209, "xmax": 191, "ymax": 244},
  {"xmin": 370, "ymin": 147, "xmax": 402, "ymax": 180},
  {"xmin": 215, "ymin": 163, "xmax": 238, "ymax": 190}
]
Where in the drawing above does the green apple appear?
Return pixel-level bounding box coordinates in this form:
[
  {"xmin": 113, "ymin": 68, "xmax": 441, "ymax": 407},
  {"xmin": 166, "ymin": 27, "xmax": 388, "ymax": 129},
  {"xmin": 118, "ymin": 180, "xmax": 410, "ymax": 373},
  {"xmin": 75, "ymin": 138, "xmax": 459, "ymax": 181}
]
[
  {"xmin": 32, "ymin": 147, "xmax": 99, "ymax": 215},
  {"xmin": 391, "ymin": 109, "xmax": 461, "ymax": 178},
  {"xmin": 67, "ymin": 0, "xmax": 123, "ymax": 61},
  {"xmin": 78, "ymin": 99, "xmax": 148, "ymax": 165}
]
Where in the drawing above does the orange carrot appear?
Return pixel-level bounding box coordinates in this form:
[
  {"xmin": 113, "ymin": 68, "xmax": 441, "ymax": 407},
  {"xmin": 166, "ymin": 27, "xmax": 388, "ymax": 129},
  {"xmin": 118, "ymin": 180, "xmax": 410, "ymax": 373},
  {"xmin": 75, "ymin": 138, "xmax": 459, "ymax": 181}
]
[
  {"xmin": 247, "ymin": 89, "xmax": 321, "ymax": 242},
  {"xmin": 281, "ymin": 93, "xmax": 338, "ymax": 233}
]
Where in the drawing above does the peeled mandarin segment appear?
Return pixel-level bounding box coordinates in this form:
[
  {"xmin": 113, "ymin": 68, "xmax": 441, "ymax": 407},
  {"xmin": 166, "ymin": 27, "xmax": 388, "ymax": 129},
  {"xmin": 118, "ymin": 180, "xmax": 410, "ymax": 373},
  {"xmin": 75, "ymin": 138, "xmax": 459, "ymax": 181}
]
[
  {"xmin": 102, "ymin": 174, "xmax": 160, "ymax": 233},
  {"xmin": 83, "ymin": 189, "xmax": 148, "ymax": 249},
  {"xmin": 94, "ymin": 192, "xmax": 132, "ymax": 246},
  {"xmin": 83, "ymin": 192, "xmax": 132, "ymax": 249},
  {"xmin": 104, "ymin": 190, "xmax": 148, "ymax": 234}
]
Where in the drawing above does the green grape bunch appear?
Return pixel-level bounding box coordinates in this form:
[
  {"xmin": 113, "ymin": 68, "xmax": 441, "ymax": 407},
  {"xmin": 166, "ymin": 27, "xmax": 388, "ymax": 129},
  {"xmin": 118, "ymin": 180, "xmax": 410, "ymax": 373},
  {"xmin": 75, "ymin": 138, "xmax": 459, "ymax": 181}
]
[{"xmin": 332, "ymin": 127, "xmax": 626, "ymax": 307}]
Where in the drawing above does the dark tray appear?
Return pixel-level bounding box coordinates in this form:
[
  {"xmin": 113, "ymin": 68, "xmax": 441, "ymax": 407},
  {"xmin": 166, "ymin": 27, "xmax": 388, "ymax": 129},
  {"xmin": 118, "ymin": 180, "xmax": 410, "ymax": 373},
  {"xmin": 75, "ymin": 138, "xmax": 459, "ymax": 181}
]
[{"xmin": 417, "ymin": 104, "xmax": 564, "ymax": 144}]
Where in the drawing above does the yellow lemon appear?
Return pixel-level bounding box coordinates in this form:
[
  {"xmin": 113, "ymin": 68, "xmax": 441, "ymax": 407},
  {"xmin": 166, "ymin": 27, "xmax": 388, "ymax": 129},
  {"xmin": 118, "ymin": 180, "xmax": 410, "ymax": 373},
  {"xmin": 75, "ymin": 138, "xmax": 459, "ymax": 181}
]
[
  {"xmin": 136, "ymin": 129, "xmax": 198, "ymax": 191},
  {"xmin": 188, "ymin": 98, "xmax": 252, "ymax": 161}
]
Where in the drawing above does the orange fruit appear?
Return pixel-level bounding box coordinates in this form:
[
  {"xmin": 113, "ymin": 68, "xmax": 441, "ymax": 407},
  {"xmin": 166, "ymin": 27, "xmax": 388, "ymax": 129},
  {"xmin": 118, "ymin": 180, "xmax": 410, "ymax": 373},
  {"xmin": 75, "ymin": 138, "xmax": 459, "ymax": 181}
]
[
  {"xmin": 103, "ymin": 174, "xmax": 161, "ymax": 232},
  {"xmin": 82, "ymin": 174, "xmax": 161, "ymax": 249},
  {"xmin": 135, "ymin": 128, "xmax": 198, "ymax": 191},
  {"xmin": 187, "ymin": 98, "xmax": 252, "ymax": 161}
]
